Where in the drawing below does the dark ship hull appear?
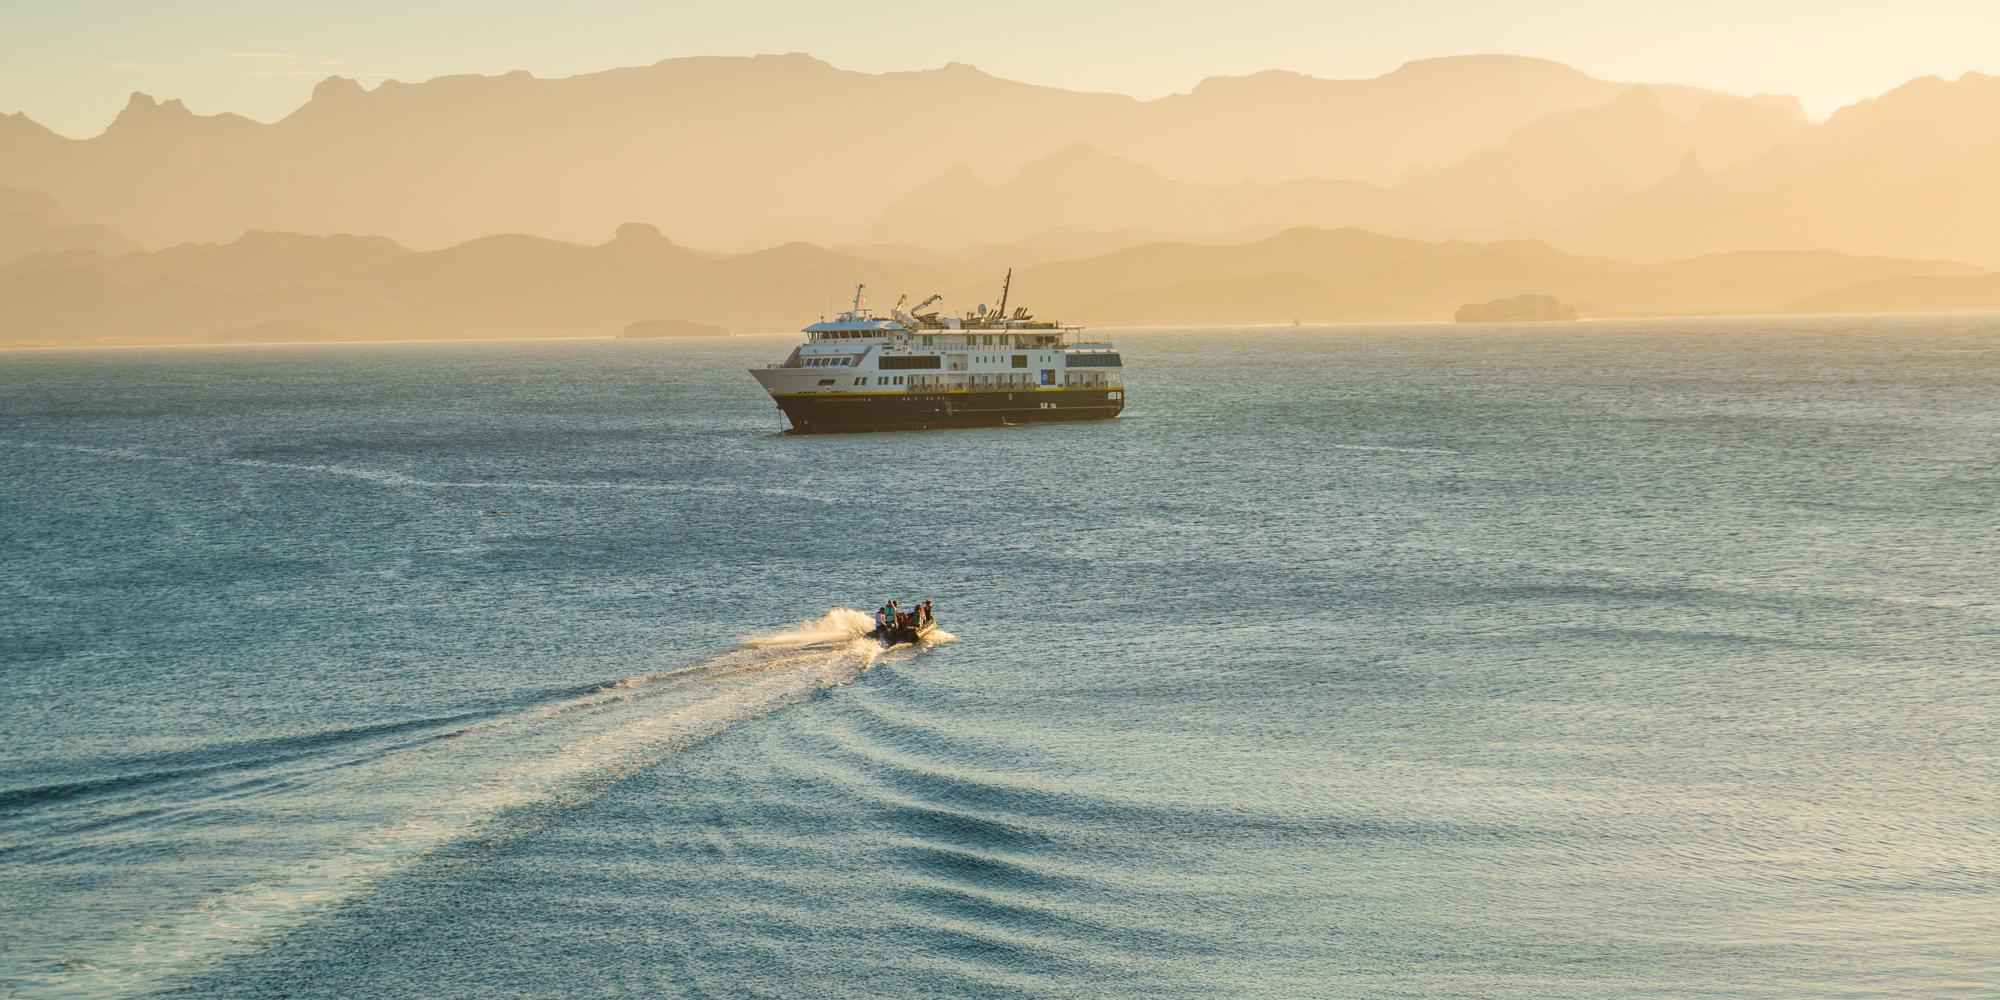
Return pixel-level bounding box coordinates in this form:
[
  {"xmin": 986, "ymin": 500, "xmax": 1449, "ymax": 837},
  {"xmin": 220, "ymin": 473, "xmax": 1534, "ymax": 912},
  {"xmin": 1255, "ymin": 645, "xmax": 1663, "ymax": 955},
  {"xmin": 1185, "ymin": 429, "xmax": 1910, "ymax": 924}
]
[{"xmin": 774, "ymin": 388, "xmax": 1124, "ymax": 434}]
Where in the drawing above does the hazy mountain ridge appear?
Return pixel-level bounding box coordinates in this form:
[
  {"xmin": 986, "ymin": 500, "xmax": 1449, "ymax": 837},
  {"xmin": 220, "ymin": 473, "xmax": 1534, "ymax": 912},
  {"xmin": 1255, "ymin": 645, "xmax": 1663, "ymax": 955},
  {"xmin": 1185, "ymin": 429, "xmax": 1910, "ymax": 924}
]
[
  {"xmin": 11, "ymin": 52, "xmax": 1993, "ymax": 266},
  {"xmin": 1773, "ymin": 272, "xmax": 2000, "ymax": 314},
  {"xmin": 1396, "ymin": 87, "xmax": 1808, "ymax": 228},
  {"xmin": 1100, "ymin": 55, "xmax": 1801, "ymax": 186},
  {"xmin": 1569, "ymin": 71, "xmax": 2000, "ymax": 266},
  {"xmin": 0, "ymin": 186, "xmax": 138, "ymax": 264},
  {"xmin": 0, "ymin": 53, "xmax": 1795, "ymax": 252},
  {"xmin": 865, "ymin": 143, "xmax": 1405, "ymax": 246},
  {"xmin": 1047, "ymin": 238, "xmax": 1986, "ymax": 325},
  {"xmin": 0, "ymin": 216, "xmax": 951, "ymax": 343},
  {"xmin": 5, "ymin": 50, "xmax": 1997, "ymax": 340},
  {"xmin": 4, "ymin": 194, "xmax": 1987, "ymax": 347},
  {"xmin": 866, "ymin": 83, "xmax": 1807, "ymax": 248}
]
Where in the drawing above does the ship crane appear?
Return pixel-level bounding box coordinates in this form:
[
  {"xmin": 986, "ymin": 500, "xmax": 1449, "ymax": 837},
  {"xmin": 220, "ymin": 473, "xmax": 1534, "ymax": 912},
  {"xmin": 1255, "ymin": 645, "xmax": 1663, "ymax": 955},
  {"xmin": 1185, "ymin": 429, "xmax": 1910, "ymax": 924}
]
[{"xmin": 893, "ymin": 293, "xmax": 946, "ymax": 327}]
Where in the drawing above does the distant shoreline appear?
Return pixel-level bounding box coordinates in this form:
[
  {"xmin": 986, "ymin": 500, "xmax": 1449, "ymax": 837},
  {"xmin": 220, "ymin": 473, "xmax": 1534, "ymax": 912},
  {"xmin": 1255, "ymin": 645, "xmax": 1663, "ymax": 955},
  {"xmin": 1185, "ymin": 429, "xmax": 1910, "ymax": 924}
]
[
  {"xmin": 5, "ymin": 309, "xmax": 1996, "ymax": 353},
  {"xmin": 1039, "ymin": 307, "xmax": 2000, "ymax": 332},
  {"xmin": 0, "ymin": 333, "xmax": 625, "ymax": 353}
]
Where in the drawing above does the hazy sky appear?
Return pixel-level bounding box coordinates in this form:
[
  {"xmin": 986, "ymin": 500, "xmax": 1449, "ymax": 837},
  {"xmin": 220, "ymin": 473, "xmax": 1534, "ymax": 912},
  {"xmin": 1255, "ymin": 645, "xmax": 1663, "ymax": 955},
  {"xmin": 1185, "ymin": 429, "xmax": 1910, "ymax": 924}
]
[{"xmin": 5, "ymin": 0, "xmax": 1997, "ymax": 137}]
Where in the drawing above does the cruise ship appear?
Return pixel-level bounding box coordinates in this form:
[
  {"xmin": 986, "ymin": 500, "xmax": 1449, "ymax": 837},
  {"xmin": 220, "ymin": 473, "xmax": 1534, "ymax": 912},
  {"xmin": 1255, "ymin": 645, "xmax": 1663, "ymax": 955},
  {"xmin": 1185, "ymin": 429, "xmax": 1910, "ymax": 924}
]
[{"xmin": 750, "ymin": 271, "xmax": 1125, "ymax": 433}]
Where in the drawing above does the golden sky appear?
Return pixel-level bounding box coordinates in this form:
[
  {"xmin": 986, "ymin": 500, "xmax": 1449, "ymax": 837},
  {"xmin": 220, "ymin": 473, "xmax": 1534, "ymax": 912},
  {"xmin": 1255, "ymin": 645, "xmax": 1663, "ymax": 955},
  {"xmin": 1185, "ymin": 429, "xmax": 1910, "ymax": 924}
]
[{"xmin": 4, "ymin": 0, "xmax": 1997, "ymax": 137}]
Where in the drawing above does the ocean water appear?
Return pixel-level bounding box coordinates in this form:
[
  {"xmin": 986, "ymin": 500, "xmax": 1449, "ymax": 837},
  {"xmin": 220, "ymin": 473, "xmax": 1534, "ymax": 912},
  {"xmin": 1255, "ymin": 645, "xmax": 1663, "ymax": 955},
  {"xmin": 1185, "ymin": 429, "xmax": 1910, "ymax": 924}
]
[{"xmin": 1, "ymin": 317, "xmax": 1995, "ymax": 998}]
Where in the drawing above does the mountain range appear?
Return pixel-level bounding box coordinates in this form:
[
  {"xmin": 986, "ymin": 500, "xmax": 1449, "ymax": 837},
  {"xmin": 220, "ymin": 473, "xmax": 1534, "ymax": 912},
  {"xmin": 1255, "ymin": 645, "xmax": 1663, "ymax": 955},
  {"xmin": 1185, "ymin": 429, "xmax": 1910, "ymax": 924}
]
[
  {"xmin": 4, "ymin": 197, "xmax": 1992, "ymax": 347},
  {"xmin": 0, "ymin": 186, "xmax": 137, "ymax": 264},
  {"xmin": 0, "ymin": 53, "xmax": 1813, "ymax": 254},
  {"xmin": 4, "ymin": 50, "xmax": 1999, "ymax": 343},
  {"xmin": 1566, "ymin": 71, "xmax": 2000, "ymax": 265}
]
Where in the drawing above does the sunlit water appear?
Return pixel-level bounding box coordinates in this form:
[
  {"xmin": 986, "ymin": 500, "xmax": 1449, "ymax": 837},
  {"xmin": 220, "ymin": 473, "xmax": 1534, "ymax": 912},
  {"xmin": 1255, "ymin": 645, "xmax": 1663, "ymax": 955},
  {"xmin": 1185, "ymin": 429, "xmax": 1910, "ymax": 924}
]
[{"xmin": 2, "ymin": 317, "xmax": 1995, "ymax": 998}]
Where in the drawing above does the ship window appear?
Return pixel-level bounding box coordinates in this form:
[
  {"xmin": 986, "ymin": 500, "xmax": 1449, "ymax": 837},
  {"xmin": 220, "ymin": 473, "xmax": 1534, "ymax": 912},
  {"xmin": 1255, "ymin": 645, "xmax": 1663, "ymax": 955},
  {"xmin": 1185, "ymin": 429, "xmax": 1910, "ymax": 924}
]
[
  {"xmin": 880, "ymin": 355, "xmax": 941, "ymax": 370},
  {"xmin": 893, "ymin": 376, "xmax": 905, "ymax": 385},
  {"xmin": 1012, "ymin": 354, "xmax": 1027, "ymax": 368},
  {"xmin": 854, "ymin": 377, "xmax": 865, "ymax": 385},
  {"xmin": 817, "ymin": 378, "xmax": 835, "ymax": 386}
]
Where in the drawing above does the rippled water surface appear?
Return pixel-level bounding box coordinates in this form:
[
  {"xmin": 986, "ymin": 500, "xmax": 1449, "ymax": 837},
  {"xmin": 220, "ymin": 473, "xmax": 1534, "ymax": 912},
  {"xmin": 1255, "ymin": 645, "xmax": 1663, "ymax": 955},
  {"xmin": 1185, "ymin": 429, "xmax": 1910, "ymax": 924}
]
[{"xmin": 2, "ymin": 317, "xmax": 1996, "ymax": 998}]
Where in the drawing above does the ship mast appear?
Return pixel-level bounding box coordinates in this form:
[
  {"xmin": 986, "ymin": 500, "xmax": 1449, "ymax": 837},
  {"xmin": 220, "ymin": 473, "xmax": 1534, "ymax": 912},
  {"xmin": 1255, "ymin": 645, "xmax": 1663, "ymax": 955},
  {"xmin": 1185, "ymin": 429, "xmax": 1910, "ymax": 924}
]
[{"xmin": 995, "ymin": 268, "xmax": 1012, "ymax": 324}]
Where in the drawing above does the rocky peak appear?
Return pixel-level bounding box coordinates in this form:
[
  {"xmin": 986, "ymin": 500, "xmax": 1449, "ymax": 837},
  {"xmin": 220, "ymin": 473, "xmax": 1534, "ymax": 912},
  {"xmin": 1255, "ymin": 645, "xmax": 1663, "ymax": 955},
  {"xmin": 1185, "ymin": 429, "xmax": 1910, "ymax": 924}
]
[
  {"xmin": 115, "ymin": 92, "xmax": 187, "ymax": 119},
  {"xmin": 611, "ymin": 222, "xmax": 670, "ymax": 245},
  {"xmin": 311, "ymin": 76, "xmax": 366, "ymax": 103}
]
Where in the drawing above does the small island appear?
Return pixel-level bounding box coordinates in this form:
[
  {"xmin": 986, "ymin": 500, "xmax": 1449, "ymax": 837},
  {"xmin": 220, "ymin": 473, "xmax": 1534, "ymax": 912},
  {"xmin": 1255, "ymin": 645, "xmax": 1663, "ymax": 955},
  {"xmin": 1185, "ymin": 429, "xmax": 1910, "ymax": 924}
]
[
  {"xmin": 1454, "ymin": 294, "xmax": 1578, "ymax": 323},
  {"xmin": 619, "ymin": 319, "xmax": 730, "ymax": 339}
]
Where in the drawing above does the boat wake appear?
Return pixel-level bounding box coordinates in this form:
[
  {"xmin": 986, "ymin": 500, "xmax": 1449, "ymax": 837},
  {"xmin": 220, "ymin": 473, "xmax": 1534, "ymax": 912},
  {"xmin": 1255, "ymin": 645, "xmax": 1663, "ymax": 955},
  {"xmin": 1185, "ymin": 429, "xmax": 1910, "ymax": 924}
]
[
  {"xmin": 1, "ymin": 439, "xmax": 844, "ymax": 503},
  {"xmin": 1, "ymin": 610, "xmax": 949, "ymax": 999}
]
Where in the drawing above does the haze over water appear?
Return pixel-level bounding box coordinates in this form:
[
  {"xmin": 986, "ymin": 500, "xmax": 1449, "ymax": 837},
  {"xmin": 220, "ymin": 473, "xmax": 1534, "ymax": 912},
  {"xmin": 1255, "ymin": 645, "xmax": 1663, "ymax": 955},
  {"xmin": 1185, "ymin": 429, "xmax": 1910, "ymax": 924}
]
[{"xmin": 1, "ymin": 316, "xmax": 1996, "ymax": 997}]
